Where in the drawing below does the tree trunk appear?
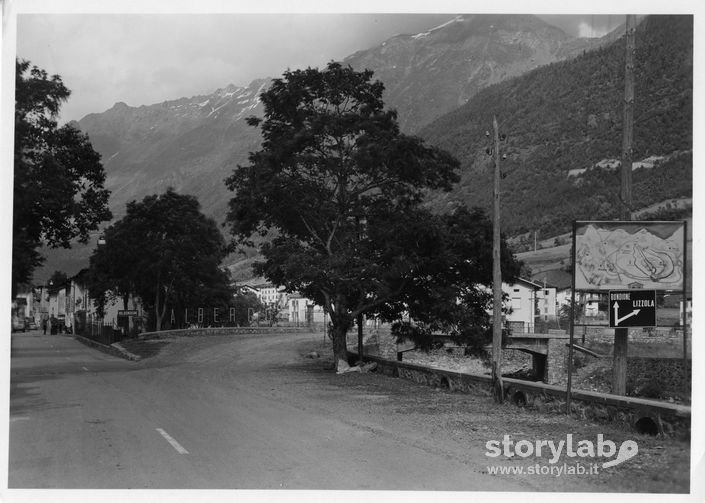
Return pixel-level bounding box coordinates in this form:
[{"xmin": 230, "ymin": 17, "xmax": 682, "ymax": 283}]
[
  {"xmin": 323, "ymin": 295, "xmax": 352, "ymax": 372},
  {"xmin": 331, "ymin": 323, "xmax": 349, "ymax": 371},
  {"xmin": 154, "ymin": 284, "xmax": 163, "ymax": 331},
  {"xmin": 155, "ymin": 307, "xmax": 162, "ymax": 332}
]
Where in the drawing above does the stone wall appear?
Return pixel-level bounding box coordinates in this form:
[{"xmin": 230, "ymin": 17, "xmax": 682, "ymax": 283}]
[
  {"xmin": 356, "ymin": 352, "xmax": 691, "ymax": 438},
  {"xmin": 586, "ymin": 326, "xmax": 686, "ymax": 346},
  {"xmin": 627, "ymin": 357, "xmax": 692, "ymax": 396},
  {"xmin": 546, "ymin": 337, "xmax": 569, "ymax": 385},
  {"xmin": 139, "ymin": 326, "xmax": 312, "ymax": 339},
  {"xmin": 348, "ymin": 323, "xmax": 400, "ymax": 360}
]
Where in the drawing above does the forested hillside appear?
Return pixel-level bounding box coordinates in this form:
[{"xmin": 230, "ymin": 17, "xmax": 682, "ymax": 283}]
[{"xmin": 420, "ymin": 15, "xmax": 692, "ymax": 238}]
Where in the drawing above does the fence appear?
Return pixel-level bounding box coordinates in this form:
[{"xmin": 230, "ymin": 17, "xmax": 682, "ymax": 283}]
[{"xmin": 80, "ymin": 317, "xmax": 124, "ymax": 346}]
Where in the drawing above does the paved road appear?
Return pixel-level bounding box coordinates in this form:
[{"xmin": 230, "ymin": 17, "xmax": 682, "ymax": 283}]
[
  {"xmin": 9, "ymin": 330, "xmax": 533, "ymax": 490},
  {"xmin": 8, "ymin": 330, "xmax": 692, "ymax": 494}
]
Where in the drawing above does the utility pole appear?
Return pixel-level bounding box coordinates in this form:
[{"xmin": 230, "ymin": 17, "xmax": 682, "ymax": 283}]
[
  {"xmin": 613, "ymin": 14, "xmax": 636, "ymax": 395},
  {"xmin": 491, "ymin": 116, "xmax": 504, "ymax": 403}
]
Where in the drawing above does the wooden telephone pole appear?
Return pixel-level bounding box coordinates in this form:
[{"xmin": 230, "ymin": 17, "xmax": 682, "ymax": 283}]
[
  {"xmin": 613, "ymin": 14, "xmax": 637, "ymax": 395},
  {"xmin": 491, "ymin": 116, "xmax": 504, "ymax": 403}
]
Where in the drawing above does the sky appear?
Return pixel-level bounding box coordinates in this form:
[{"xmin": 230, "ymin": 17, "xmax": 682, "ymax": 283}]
[{"xmin": 4, "ymin": 0, "xmax": 651, "ymax": 123}]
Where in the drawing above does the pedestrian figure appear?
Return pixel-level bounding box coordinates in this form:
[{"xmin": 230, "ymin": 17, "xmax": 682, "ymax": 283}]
[{"xmin": 42, "ymin": 318, "xmax": 47, "ymax": 335}]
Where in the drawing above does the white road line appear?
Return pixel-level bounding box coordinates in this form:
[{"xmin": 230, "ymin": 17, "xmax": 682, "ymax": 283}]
[
  {"xmin": 82, "ymin": 367, "xmax": 89, "ymax": 371},
  {"xmin": 156, "ymin": 428, "xmax": 189, "ymax": 454}
]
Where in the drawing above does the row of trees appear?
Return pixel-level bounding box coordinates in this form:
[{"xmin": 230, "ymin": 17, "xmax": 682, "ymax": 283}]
[{"xmin": 15, "ymin": 59, "xmax": 521, "ymax": 369}]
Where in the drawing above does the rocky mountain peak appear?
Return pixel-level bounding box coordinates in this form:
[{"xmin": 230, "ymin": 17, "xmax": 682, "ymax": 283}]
[{"xmin": 344, "ymin": 14, "xmax": 595, "ymax": 134}]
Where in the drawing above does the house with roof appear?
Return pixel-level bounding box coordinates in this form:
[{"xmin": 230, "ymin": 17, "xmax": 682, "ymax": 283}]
[
  {"xmin": 500, "ymin": 277, "xmax": 562, "ymax": 334},
  {"xmin": 239, "ymin": 282, "xmax": 287, "ymax": 308},
  {"xmin": 286, "ymin": 293, "xmax": 326, "ymax": 327}
]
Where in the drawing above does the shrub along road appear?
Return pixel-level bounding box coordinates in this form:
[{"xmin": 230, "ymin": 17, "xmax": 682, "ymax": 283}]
[{"xmin": 8, "ymin": 330, "xmax": 691, "ymax": 493}]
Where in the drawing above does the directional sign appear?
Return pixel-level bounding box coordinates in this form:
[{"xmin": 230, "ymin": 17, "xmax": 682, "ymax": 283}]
[
  {"xmin": 118, "ymin": 310, "xmax": 139, "ymax": 317},
  {"xmin": 608, "ymin": 290, "xmax": 656, "ymax": 328}
]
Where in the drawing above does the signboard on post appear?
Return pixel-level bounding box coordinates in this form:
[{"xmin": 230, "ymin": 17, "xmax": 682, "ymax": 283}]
[
  {"xmin": 608, "ymin": 290, "xmax": 657, "ymax": 328},
  {"xmin": 568, "ymin": 220, "xmax": 689, "ymax": 409},
  {"xmin": 117, "ymin": 310, "xmax": 139, "ymax": 317}
]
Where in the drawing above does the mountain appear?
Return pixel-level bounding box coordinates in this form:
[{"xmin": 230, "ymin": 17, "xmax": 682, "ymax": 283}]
[
  {"xmin": 35, "ymin": 14, "xmax": 606, "ymax": 282},
  {"xmin": 34, "ymin": 15, "xmax": 689, "ymax": 284},
  {"xmin": 81, "ymin": 14, "xmax": 606, "ymax": 225},
  {"xmin": 75, "ymin": 80, "xmax": 270, "ymax": 221},
  {"xmin": 344, "ymin": 14, "xmax": 617, "ymax": 134},
  {"xmin": 417, "ymin": 15, "xmax": 692, "ymax": 241},
  {"xmin": 32, "ymin": 81, "xmax": 268, "ymax": 282}
]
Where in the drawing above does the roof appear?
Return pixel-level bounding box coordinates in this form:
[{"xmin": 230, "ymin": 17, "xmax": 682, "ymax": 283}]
[{"xmin": 510, "ymin": 277, "xmax": 545, "ymax": 290}]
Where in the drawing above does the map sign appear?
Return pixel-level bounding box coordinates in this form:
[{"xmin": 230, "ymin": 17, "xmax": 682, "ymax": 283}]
[{"xmin": 574, "ymin": 221, "xmax": 685, "ymax": 291}]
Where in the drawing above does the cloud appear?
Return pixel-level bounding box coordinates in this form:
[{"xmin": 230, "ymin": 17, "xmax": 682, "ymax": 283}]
[
  {"xmin": 576, "ymin": 20, "xmax": 610, "ymax": 38},
  {"xmin": 15, "ymin": 13, "xmax": 460, "ymax": 122},
  {"xmin": 15, "ymin": 12, "xmax": 626, "ymax": 123}
]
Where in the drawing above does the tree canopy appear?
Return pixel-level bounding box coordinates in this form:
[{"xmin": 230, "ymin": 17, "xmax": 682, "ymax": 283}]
[
  {"xmin": 13, "ymin": 59, "xmax": 112, "ymax": 294},
  {"xmin": 87, "ymin": 189, "xmax": 232, "ymax": 330},
  {"xmin": 225, "ymin": 62, "xmax": 520, "ymax": 369}
]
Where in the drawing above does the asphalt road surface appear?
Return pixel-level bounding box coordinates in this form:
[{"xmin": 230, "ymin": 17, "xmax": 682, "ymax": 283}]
[{"xmin": 8, "ymin": 330, "xmax": 692, "ymax": 493}]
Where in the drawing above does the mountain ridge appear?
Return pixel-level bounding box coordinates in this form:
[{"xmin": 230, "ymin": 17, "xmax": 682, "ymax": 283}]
[{"xmin": 34, "ymin": 15, "xmax": 688, "ymax": 285}]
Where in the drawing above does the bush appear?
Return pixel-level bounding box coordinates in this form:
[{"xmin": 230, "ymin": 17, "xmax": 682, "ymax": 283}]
[{"xmin": 635, "ymin": 379, "xmax": 665, "ymax": 399}]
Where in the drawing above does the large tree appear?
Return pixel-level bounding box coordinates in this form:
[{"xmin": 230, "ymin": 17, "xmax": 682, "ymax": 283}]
[
  {"xmin": 13, "ymin": 59, "xmax": 112, "ymax": 294},
  {"xmin": 87, "ymin": 189, "xmax": 232, "ymax": 331},
  {"xmin": 382, "ymin": 206, "xmax": 522, "ymax": 353},
  {"xmin": 225, "ymin": 62, "xmax": 518, "ymax": 369}
]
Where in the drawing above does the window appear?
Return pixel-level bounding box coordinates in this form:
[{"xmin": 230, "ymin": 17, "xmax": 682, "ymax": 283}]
[{"xmin": 511, "ymin": 297, "xmax": 522, "ymax": 310}]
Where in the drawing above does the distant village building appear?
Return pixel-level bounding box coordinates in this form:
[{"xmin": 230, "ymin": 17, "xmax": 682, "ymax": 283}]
[
  {"xmin": 239, "ymin": 282, "xmax": 287, "ymax": 307},
  {"xmin": 286, "ymin": 293, "xmax": 326, "ymax": 327},
  {"xmin": 22, "ymin": 270, "xmax": 143, "ymax": 335}
]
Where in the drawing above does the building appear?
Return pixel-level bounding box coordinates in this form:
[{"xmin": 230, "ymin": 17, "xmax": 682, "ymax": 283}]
[
  {"xmin": 503, "ymin": 278, "xmax": 559, "ymax": 334},
  {"xmin": 32, "ymin": 270, "xmax": 143, "ymax": 334},
  {"xmin": 239, "ymin": 282, "xmax": 287, "ymax": 307},
  {"xmin": 286, "ymin": 293, "xmax": 326, "ymax": 327}
]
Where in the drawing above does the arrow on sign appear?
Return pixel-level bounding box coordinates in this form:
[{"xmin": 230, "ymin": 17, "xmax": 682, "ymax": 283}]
[{"xmin": 613, "ymin": 302, "xmax": 640, "ymax": 326}]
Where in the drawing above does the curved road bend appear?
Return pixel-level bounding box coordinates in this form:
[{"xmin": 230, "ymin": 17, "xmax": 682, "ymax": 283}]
[{"xmin": 9, "ymin": 330, "xmax": 630, "ymax": 491}]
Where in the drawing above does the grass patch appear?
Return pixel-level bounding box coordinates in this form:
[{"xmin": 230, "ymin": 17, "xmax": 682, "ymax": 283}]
[{"xmin": 119, "ymin": 338, "xmax": 170, "ymax": 359}]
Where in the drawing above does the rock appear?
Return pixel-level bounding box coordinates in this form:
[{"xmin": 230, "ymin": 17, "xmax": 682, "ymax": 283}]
[
  {"xmin": 360, "ymin": 362, "xmax": 378, "ymax": 373},
  {"xmin": 306, "ymin": 351, "xmax": 320, "ymax": 359}
]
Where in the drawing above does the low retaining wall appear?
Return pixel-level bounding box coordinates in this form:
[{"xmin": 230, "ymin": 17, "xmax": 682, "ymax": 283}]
[
  {"xmin": 75, "ymin": 327, "xmax": 313, "ymax": 361},
  {"xmin": 138, "ymin": 326, "xmax": 312, "ymax": 339},
  {"xmin": 73, "ymin": 334, "xmax": 141, "ymax": 361},
  {"xmin": 351, "ymin": 351, "xmax": 691, "ymax": 438}
]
